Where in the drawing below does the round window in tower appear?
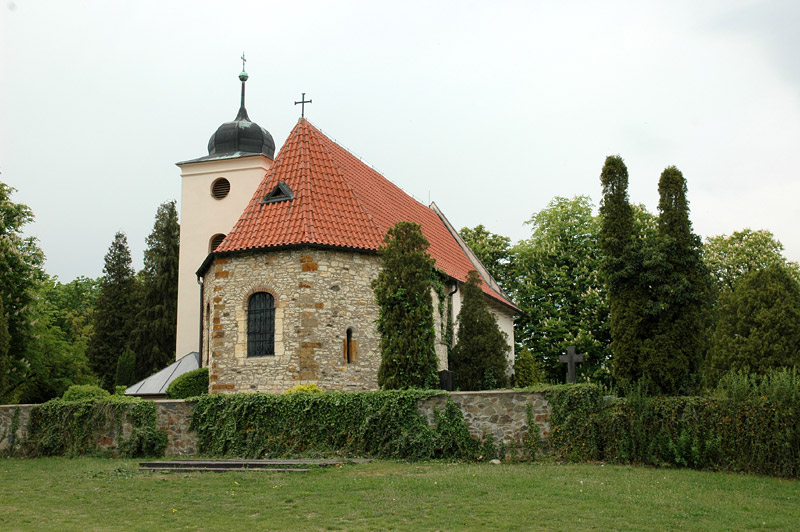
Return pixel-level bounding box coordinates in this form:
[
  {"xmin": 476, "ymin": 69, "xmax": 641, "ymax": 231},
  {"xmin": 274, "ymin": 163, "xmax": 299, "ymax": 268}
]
[
  {"xmin": 211, "ymin": 178, "xmax": 231, "ymax": 199},
  {"xmin": 209, "ymin": 233, "xmax": 226, "ymax": 252}
]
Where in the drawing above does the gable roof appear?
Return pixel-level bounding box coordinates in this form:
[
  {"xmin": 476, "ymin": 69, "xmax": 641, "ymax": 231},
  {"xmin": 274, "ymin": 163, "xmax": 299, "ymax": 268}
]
[{"xmin": 210, "ymin": 118, "xmax": 517, "ymax": 311}]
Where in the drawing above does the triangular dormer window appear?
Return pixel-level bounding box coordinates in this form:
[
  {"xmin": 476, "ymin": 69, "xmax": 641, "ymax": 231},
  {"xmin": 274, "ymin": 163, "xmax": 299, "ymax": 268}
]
[{"xmin": 262, "ymin": 181, "xmax": 294, "ymax": 204}]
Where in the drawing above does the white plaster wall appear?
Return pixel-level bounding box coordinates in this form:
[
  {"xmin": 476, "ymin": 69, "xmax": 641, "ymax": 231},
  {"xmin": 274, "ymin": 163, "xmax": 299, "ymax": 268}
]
[{"xmin": 175, "ymin": 155, "xmax": 272, "ymax": 358}]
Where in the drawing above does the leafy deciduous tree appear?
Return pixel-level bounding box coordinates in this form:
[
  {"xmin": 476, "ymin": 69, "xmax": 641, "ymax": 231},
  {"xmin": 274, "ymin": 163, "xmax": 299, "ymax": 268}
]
[
  {"xmin": 458, "ymin": 225, "xmax": 512, "ymax": 290},
  {"xmin": 449, "ymin": 271, "xmax": 509, "ymax": 390},
  {"xmin": 509, "ymin": 196, "xmax": 611, "ymax": 384},
  {"xmin": 704, "ymin": 228, "xmax": 800, "ymax": 292},
  {"xmin": 372, "ymin": 222, "xmax": 439, "ymax": 389},
  {"xmin": 0, "ymin": 181, "xmax": 46, "ymax": 402}
]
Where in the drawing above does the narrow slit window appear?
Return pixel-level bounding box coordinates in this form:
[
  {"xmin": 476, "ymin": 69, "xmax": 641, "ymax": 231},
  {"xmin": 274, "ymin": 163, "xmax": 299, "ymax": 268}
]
[{"xmin": 344, "ymin": 328, "xmax": 357, "ymax": 364}]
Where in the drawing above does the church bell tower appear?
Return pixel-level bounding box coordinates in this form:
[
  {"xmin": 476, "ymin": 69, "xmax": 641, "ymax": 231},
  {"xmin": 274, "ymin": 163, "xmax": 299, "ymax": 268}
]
[{"xmin": 175, "ymin": 57, "xmax": 275, "ymax": 359}]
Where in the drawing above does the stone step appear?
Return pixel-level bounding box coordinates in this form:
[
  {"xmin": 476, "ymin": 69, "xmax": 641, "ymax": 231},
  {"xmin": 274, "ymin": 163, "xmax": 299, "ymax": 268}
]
[
  {"xmin": 137, "ymin": 458, "xmax": 371, "ymax": 472},
  {"xmin": 139, "ymin": 466, "xmax": 310, "ymax": 473}
]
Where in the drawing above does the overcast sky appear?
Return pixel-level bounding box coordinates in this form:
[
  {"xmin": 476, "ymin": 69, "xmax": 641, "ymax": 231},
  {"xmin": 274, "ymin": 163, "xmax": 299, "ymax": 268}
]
[{"xmin": 2, "ymin": 0, "xmax": 798, "ymax": 281}]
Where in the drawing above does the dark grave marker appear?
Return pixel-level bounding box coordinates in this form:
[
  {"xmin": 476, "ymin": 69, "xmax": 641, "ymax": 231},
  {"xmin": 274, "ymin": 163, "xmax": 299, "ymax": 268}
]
[{"xmin": 559, "ymin": 345, "xmax": 584, "ymax": 384}]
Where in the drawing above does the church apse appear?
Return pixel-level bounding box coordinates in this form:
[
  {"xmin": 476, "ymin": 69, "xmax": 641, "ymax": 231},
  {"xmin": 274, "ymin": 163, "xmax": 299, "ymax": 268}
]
[{"xmin": 203, "ymin": 247, "xmax": 384, "ymax": 393}]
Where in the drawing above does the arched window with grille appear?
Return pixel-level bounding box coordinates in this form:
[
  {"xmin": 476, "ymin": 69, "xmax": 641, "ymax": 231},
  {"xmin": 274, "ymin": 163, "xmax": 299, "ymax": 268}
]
[{"xmin": 247, "ymin": 292, "xmax": 275, "ymax": 357}]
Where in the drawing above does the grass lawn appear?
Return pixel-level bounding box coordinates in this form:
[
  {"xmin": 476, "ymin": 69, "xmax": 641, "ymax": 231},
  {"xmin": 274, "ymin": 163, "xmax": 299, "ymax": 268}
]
[{"xmin": 0, "ymin": 458, "xmax": 797, "ymax": 531}]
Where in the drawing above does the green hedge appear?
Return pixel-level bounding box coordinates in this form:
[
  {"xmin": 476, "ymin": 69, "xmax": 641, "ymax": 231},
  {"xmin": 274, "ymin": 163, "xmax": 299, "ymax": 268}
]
[
  {"xmin": 166, "ymin": 368, "xmax": 209, "ymax": 399},
  {"xmin": 25, "ymin": 395, "xmax": 167, "ymax": 458},
  {"xmin": 62, "ymin": 384, "xmax": 110, "ymax": 401},
  {"xmin": 190, "ymin": 390, "xmax": 493, "ymax": 460},
  {"xmin": 545, "ymin": 372, "xmax": 800, "ymax": 477}
]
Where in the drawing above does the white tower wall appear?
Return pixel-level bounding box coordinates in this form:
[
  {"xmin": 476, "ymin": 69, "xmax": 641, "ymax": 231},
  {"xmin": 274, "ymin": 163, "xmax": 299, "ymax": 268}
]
[{"xmin": 175, "ymin": 155, "xmax": 272, "ymax": 358}]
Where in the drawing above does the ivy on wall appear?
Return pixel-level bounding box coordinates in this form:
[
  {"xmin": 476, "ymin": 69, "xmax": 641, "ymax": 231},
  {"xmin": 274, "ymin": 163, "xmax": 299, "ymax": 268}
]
[
  {"xmin": 190, "ymin": 390, "xmax": 531, "ymax": 461},
  {"xmin": 25, "ymin": 395, "xmax": 166, "ymax": 457}
]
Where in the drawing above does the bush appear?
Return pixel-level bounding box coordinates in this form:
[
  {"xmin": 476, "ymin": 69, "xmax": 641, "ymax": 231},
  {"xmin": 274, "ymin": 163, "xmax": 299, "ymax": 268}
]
[
  {"xmin": 62, "ymin": 384, "xmax": 110, "ymax": 402},
  {"xmin": 545, "ymin": 371, "xmax": 800, "ymax": 477},
  {"xmin": 165, "ymin": 368, "xmax": 209, "ymax": 399},
  {"xmin": 284, "ymin": 384, "xmax": 323, "ymax": 394},
  {"xmin": 514, "ymin": 348, "xmax": 544, "ymax": 387}
]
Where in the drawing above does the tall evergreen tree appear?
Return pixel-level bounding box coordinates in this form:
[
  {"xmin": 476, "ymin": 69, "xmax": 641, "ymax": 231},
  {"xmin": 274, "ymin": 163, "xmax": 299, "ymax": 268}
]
[
  {"xmin": 130, "ymin": 201, "xmax": 180, "ymax": 380},
  {"xmin": 88, "ymin": 231, "xmax": 139, "ymax": 391},
  {"xmin": 449, "ymin": 271, "xmax": 509, "ymax": 390},
  {"xmin": 372, "ymin": 221, "xmax": 439, "ymax": 389},
  {"xmin": 643, "ymin": 166, "xmax": 710, "ymax": 393},
  {"xmin": 598, "ymin": 156, "xmax": 645, "ymax": 388}
]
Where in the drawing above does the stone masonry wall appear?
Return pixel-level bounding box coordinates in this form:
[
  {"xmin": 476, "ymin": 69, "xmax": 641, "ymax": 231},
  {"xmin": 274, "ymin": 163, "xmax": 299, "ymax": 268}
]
[
  {"xmin": 0, "ymin": 401, "xmax": 196, "ymax": 456},
  {"xmin": 204, "ymin": 248, "xmax": 384, "ymax": 393},
  {"xmin": 155, "ymin": 400, "xmax": 197, "ymax": 455},
  {"xmin": 419, "ymin": 391, "xmax": 551, "ymax": 445},
  {"xmin": 0, "ymin": 404, "xmax": 33, "ymax": 452},
  {"xmin": 1, "ymin": 392, "xmax": 550, "ymax": 456}
]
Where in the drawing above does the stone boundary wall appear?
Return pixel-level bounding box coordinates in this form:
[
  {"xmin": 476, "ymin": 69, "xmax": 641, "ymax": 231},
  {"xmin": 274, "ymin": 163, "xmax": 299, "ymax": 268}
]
[
  {"xmin": 419, "ymin": 391, "xmax": 550, "ymax": 444},
  {"xmin": 0, "ymin": 392, "xmax": 551, "ymax": 456},
  {"xmin": 0, "ymin": 401, "xmax": 197, "ymax": 456},
  {"xmin": 0, "ymin": 404, "xmax": 34, "ymax": 452}
]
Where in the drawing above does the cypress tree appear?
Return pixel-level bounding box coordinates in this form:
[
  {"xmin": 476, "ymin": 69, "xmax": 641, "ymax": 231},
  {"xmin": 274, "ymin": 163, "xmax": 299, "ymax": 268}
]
[
  {"xmin": 372, "ymin": 221, "xmax": 439, "ymax": 389},
  {"xmin": 130, "ymin": 201, "xmax": 180, "ymax": 379},
  {"xmin": 643, "ymin": 166, "xmax": 709, "ymax": 393},
  {"xmin": 598, "ymin": 155, "xmax": 645, "ymax": 388},
  {"xmin": 87, "ymin": 231, "xmax": 139, "ymax": 391},
  {"xmin": 115, "ymin": 347, "xmax": 137, "ymax": 387},
  {"xmin": 449, "ymin": 271, "xmax": 509, "ymax": 390}
]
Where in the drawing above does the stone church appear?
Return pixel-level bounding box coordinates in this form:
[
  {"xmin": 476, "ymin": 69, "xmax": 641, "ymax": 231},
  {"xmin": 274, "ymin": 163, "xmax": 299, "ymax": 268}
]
[{"xmin": 172, "ymin": 67, "xmax": 517, "ymax": 394}]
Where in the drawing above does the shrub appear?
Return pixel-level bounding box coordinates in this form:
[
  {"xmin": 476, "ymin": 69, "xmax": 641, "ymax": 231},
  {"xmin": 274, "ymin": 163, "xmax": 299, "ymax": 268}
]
[
  {"xmin": 514, "ymin": 348, "xmax": 544, "ymax": 387},
  {"xmin": 165, "ymin": 368, "xmax": 209, "ymax": 399},
  {"xmin": 62, "ymin": 384, "xmax": 110, "ymax": 402},
  {"xmin": 545, "ymin": 372, "xmax": 800, "ymax": 477},
  {"xmin": 284, "ymin": 384, "xmax": 323, "ymax": 395}
]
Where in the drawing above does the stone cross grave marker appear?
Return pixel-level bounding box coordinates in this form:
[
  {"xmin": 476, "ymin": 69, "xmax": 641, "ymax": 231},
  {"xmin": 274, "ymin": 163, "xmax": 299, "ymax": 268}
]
[{"xmin": 559, "ymin": 345, "xmax": 584, "ymax": 384}]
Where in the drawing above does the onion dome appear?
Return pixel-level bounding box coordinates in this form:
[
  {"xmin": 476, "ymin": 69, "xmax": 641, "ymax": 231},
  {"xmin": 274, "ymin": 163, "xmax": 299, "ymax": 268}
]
[{"xmin": 207, "ymin": 67, "xmax": 275, "ymax": 159}]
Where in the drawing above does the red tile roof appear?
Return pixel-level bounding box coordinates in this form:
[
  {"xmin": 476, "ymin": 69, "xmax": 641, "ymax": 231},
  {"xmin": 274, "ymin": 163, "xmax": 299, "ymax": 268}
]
[{"xmin": 216, "ymin": 118, "xmax": 516, "ymax": 310}]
